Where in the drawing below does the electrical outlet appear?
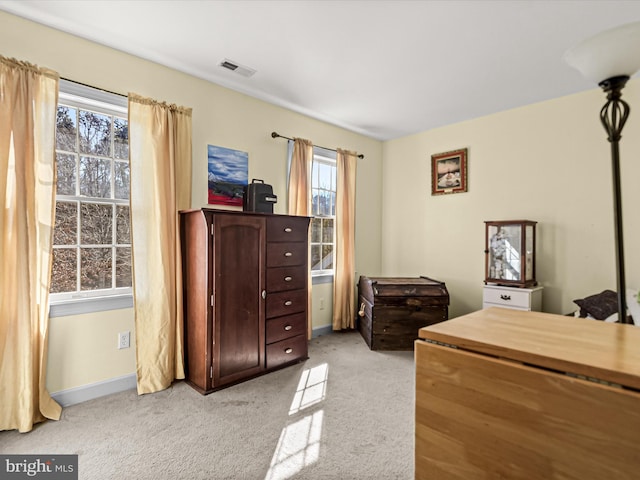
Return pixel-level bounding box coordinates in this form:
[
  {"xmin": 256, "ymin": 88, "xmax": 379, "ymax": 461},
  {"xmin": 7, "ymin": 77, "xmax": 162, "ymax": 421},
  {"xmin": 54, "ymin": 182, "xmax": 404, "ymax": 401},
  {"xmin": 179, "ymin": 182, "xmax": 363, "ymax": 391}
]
[{"xmin": 118, "ymin": 331, "xmax": 130, "ymax": 349}]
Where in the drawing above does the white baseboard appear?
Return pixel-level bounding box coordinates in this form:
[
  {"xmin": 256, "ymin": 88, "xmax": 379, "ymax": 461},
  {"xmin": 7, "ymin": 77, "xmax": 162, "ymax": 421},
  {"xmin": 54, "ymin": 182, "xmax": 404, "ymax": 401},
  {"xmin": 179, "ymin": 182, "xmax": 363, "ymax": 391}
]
[
  {"xmin": 51, "ymin": 328, "xmax": 334, "ymax": 407},
  {"xmin": 51, "ymin": 373, "xmax": 137, "ymax": 407}
]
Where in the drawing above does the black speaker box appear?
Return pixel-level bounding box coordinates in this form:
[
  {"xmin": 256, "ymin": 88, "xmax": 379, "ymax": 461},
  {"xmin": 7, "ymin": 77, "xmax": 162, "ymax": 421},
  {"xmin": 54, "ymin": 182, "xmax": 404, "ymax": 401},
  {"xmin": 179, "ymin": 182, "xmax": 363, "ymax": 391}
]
[{"xmin": 243, "ymin": 179, "xmax": 278, "ymax": 213}]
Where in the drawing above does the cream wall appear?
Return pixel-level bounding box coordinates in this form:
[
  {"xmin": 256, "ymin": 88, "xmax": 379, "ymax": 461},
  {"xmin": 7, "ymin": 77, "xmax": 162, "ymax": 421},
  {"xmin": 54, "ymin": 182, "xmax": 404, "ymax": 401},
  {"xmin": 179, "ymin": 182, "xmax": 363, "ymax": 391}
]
[
  {"xmin": 8, "ymin": 8, "xmax": 637, "ymax": 396},
  {"xmin": 0, "ymin": 11, "xmax": 383, "ymax": 393},
  {"xmin": 47, "ymin": 310, "xmax": 136, "ymax": 391},
  {"xmin": 310, "ymin": 282, "xmax": 334, "ymax": 331},
  {"xmin": 382, "ymin": 81, "xmax": 640, "ymax": 318}
]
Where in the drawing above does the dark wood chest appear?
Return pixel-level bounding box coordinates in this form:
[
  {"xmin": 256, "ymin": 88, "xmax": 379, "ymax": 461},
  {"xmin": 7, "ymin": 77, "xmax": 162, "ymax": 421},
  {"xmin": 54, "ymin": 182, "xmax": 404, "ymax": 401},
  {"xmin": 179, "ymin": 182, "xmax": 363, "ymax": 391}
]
[{"xmin": 357, "ymin": 276, "xmax": 449, "ymax": 350}]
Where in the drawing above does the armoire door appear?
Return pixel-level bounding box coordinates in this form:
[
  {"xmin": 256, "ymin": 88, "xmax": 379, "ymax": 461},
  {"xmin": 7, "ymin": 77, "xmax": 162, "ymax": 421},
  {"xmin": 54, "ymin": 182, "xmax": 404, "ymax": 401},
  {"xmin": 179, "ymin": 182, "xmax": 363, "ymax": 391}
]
[{"xmin": 212, "ymin": 213, "xmax": 266, "ymax": 385}]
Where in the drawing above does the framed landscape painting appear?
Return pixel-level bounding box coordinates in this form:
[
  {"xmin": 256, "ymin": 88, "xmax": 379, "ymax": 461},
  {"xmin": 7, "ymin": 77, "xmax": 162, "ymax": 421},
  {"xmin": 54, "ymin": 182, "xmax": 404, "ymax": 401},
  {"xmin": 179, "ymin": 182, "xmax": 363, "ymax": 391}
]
[
  {"xmin": 431, "ymin": 148, "xmax": 468, "ymax": 195},
  {"xmin": 207, "ymin": 144, "xmax": 248, "ymax": 206}
]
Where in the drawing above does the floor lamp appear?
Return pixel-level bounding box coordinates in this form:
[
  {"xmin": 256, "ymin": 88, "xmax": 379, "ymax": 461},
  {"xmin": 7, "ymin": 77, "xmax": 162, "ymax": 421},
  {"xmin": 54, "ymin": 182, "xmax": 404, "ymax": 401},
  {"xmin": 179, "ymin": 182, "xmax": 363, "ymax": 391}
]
[{"xmin": 564, "ymin": 21, "xmax": 640, "ymax": 325}]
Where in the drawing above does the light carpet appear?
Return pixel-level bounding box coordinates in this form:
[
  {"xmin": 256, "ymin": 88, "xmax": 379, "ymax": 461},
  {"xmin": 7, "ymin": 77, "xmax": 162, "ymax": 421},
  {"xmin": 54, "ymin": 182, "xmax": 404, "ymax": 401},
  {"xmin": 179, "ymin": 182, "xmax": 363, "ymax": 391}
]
[{"xmin": 1, "ymin": 331, "xmax": 415, "ymax": 480}]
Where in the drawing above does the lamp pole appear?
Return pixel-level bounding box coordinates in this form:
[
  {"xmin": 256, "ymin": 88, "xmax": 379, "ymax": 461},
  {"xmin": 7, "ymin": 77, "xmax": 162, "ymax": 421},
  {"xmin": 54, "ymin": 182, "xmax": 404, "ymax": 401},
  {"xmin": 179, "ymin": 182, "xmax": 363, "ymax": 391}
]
[{"xmin": 599, "ymin": 75, "xmax": 630, "ymax": 324}]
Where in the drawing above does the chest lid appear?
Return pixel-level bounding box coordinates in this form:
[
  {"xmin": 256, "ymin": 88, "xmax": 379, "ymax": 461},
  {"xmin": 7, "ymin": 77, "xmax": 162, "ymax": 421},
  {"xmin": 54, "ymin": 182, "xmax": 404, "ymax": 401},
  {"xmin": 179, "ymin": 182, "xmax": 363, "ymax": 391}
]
[{"xmin": 361, "ymin": 276, "xmax": 448, "ymax": 299}]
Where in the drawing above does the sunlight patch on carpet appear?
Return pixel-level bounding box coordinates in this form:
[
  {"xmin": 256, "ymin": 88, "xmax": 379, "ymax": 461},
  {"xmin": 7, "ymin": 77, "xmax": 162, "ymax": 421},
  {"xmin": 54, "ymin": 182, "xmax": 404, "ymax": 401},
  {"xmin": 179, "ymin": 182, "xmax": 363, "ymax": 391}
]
[
  {"xmin": 264, "ymin": 410, "xmax": 324, "ymax": 480},
  {"xmin": 288, "ymin": 363, "xmax": 328, "ymax": 415}
]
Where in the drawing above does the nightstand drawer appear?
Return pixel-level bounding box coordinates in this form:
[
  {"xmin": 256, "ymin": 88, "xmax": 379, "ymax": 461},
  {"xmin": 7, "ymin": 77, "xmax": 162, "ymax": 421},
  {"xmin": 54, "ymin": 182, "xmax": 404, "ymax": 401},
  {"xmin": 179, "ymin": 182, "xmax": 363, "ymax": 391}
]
[
  {"xmin": 483, "ymin": 285, "xmax": 543, "ymax": 311},
  {"xmin": 483, "ymin": 287, "xmax": 531, "ymax": 309}
]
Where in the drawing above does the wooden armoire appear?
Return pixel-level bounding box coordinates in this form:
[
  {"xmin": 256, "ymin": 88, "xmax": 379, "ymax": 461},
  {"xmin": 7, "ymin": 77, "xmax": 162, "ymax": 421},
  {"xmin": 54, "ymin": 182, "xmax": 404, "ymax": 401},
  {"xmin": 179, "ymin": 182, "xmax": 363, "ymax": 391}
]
[{"xmin": 180, "ymin": 209, "xmax": 310, "ymax": 394}]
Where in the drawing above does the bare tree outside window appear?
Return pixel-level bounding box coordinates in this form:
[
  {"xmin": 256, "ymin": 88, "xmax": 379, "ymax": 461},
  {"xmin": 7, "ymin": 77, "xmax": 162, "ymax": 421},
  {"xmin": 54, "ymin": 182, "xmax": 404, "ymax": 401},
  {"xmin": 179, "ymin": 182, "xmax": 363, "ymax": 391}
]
[
  {"xmin": 51, "ymin": 99, "xmax": 131, "ymax": 298},
  {"xmin": 56, "ymin": 106, "xmax": 77, "ymax": 152},
  {"xmin": 79, "ymin": 110, "xmax": 111, "ymax": 156}
]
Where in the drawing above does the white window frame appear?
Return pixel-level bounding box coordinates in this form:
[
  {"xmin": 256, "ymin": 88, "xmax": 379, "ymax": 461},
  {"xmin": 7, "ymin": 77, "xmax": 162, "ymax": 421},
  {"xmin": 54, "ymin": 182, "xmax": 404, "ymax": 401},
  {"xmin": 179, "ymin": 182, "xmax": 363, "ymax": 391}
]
[
  {"xmin": 310, "ymin": 148, "xmax": 337, "ymax": 279},
  {"xmin": 287, "ymin": 142, "xmax": 337, "ymax": 284},
  {"xmin": 50, "ymin": 80, "xmax": 132, "ymax": 317}
]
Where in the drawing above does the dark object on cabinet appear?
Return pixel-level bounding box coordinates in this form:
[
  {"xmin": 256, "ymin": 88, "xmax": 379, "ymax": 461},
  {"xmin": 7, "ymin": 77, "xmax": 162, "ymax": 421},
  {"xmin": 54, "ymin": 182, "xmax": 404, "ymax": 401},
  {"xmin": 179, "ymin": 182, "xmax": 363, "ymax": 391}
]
[
  {"xmin": 180, "ymin": 209, "xmax": 310, "ymax": 394},
  {"xmin": 243, "ymin": 179, "xmax": 277, "ymax": 213},
  {"xmin": 357, "ymin": 276, "xmax": 449, "ymax": 351}
]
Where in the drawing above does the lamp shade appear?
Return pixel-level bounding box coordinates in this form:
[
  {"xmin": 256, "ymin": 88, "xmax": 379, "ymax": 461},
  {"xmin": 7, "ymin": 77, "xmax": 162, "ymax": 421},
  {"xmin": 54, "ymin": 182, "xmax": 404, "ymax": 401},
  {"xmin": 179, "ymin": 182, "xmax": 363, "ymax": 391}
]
[{"xmin": 564, "ymin": 21, "xmax": 640, "ymax": 84}]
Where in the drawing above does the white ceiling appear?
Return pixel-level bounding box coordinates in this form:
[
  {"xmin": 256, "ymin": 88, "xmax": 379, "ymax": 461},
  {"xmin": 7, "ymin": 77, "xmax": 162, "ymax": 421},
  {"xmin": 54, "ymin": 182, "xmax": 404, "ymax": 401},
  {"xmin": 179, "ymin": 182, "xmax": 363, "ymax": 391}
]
[{"xmin": 2, "ymin": 0, "xmax": 640, "ymax": 141}]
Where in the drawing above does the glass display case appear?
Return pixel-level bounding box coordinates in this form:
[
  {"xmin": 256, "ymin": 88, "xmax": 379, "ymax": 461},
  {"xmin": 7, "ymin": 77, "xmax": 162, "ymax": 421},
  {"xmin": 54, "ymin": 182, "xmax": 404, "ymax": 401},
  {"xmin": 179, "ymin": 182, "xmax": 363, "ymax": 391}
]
[{"xmin": 484, "ymin": 220, "xmax": 537, "ymax": 287}]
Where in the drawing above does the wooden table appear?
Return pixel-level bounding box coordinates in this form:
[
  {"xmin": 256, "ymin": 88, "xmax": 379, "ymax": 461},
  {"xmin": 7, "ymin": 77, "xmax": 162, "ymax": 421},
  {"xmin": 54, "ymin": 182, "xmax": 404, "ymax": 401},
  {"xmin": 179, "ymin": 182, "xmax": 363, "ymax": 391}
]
[{"xmin": 415, "ymin": 307, "xmax": 640, "ymax": 480}]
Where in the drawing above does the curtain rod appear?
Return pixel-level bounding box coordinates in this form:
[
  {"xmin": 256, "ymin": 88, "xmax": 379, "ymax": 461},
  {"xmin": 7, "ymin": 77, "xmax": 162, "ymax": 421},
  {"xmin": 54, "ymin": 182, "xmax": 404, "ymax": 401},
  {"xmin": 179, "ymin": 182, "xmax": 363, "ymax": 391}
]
[
  {"xmin": 271, "ymin": 131, "xmax": 364, "ymax": 159},
  {"xmin": 61, "ymin": 77, "xmax": 128, "ymax": 98}
]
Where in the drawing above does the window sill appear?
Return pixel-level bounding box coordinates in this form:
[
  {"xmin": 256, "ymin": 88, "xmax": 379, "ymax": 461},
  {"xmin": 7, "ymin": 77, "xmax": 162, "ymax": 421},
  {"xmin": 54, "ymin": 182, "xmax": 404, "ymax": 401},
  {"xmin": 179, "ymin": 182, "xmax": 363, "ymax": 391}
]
[
  {"xmin": 49, "ymin": 294, "xmax": 133, "ymax": 317},
  {"xmin": 312, "ymin": 273, "xmax": 334, "ymax": 285}
]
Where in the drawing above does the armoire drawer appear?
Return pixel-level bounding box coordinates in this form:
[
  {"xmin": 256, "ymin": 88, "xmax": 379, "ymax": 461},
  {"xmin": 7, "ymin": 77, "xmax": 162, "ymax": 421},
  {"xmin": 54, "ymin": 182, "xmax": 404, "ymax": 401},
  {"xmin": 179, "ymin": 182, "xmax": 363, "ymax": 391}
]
[
  {"xmin": 266, "ymin": 266, "xmax": 306, "ymax": 292},
  {"xmin": 266, "ymin": 242, "xmax": 307, "ymax": 268},
  {"xmin": 266, "ymin": 289, "xmax": 307, "ymax": 318},
  {"xmin": 266, "ymin": 334, "xmax": 307, "ymax": 369},
  {"xmin": 266, "ymin": 312, "xmax": 306, "ymax": 344},
  {"xmin": 267, "ymin": 216, "xmax": 309, "ymax": 242}
]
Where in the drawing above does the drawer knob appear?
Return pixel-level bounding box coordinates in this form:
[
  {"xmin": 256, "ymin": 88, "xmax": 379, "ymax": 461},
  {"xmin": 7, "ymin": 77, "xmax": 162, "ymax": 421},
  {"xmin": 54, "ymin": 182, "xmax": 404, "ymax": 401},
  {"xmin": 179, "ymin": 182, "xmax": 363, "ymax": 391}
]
[
  {"xmin": 284, "ymin": 348, "xmax": 293, "ymax": 354},
  {"xmin": 284, "ymin": 227, "xmax": 293, "ymax": 233},
  {"xmin": 262, "ymin": 290, "xmax": 266, "ymax": 299},
  {"xmin": 284, "ymin": 325, "xmax": 293, "ymax": 331},
  {"xmin": 284, "ymin": 252, "xmax": 293, "ymax": 257},
  {"xmin": 284, "ymin": 276, "xmax": 293, "ymax": 282},
  {"xmin": 284, "ymin": 300, "xmax": 293, "ymax": 306},
  {"xmin": 500, "ymin": 294, "xmax": 511, "ymax": 301}
]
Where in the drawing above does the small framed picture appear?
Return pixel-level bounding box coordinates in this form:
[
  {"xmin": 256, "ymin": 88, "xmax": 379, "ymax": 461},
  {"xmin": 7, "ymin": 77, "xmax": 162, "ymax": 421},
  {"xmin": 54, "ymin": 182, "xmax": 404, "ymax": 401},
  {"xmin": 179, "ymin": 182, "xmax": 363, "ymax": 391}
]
[{"xmin": 431, "ymin": 148, "xmax": 468, "ymax": 195}]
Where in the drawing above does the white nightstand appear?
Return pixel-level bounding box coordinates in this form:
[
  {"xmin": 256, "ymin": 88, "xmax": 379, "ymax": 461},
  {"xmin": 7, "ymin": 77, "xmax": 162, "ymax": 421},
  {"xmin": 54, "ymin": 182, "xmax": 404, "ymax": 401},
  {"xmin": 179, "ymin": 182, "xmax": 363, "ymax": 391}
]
[{"xmin": 483, "ymin": 284, "xmax": 543, "ymax": 311}]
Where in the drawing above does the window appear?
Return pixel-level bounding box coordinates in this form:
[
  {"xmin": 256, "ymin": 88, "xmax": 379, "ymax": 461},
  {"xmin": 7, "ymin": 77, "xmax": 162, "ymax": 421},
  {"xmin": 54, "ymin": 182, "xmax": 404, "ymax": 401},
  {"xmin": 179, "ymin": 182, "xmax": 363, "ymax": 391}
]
[
  {"xmin": 309, "ymin": 148, "xmax": 336, "ymax": 277},
  {"xmin": 50, "ymin": 80, "xmax": 132, "ymax": 309}
]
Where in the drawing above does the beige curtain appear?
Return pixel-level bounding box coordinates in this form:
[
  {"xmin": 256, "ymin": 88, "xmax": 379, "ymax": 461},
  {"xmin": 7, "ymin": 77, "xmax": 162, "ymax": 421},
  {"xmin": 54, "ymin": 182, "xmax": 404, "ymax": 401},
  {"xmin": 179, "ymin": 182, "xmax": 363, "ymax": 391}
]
[
  {"xmin": 0, "ymin": 56, "xmax": 61, "ymax": 432},
  {"xmin": 332, "ymin": 149, "xmax": 358, "ymax": 330},
  {"xmin": 287, "ymin": 138, "xmax": 313, "ymax": 216},
  {"xmin": 128, "ymin": 93, "xmax": 192, "ymax": 395},
  {"xmin": 287, "ymin": 138, "xmax": 313, "ymax": 337}
]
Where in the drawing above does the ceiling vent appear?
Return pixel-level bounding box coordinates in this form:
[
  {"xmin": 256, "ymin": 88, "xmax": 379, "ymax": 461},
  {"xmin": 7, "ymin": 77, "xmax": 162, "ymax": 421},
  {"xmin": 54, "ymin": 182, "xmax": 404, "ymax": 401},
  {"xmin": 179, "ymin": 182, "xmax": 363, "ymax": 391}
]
[{"xmin": 219, "ymin": 58, "xmax": 256, "ymax": 78}]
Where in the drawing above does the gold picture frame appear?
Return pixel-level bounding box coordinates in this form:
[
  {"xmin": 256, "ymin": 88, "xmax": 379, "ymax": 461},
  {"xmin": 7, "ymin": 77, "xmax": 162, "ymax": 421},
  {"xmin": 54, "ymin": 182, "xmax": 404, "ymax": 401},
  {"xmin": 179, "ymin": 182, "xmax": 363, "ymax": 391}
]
[{"xmin": 431, "ymin": 148, "xmax": 468, "ymax": 195}]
